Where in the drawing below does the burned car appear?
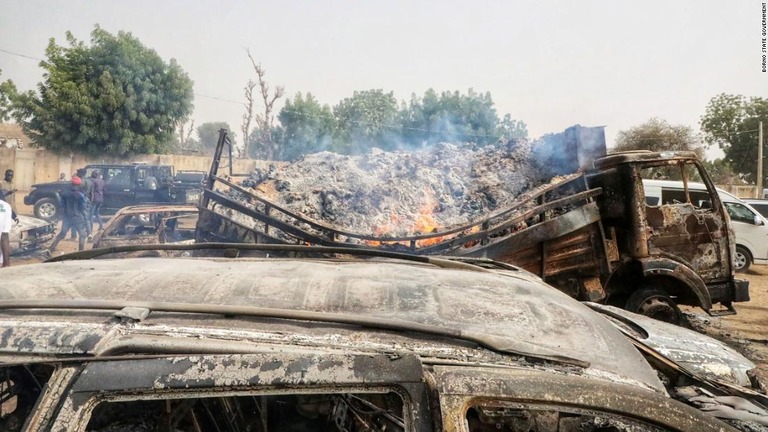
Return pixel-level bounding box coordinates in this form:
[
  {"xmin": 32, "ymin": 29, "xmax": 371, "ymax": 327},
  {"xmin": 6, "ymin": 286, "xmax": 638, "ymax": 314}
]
[
  {"xmin": 92, "ymin": 204, "xmax": 198, "ymax": 249},
  {"xmin": 0, "ymin": 244, "xmax": 765, "ymax": 431},
  {"xmin": 9, "ymin": 214, "xmax": 56, "ymax": 256}
]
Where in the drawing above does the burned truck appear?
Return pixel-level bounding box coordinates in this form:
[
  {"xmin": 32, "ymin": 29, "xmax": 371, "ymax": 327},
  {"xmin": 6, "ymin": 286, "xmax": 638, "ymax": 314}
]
[{"xmin": 195, "ymin": 128, "xmax": 749, "ymax": 323}]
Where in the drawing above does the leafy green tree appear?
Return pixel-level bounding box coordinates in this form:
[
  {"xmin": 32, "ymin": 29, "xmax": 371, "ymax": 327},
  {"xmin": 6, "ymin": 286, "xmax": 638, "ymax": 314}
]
[
  {"xmin": 702, "ymin": 159, "xmax": 738, "ymax": 185},
  {"xmin": 11, "ymin": 26, "xmax": 194, "ymax": 156},
  {"xmin": 400, "ymin": 88, "xmax": 504, "ymax": 146},
  {"xmin": 700, "ymin": 94, "xmax": 768, "ymax": 182},
  {"xmin": 0, "ymin": 70, "xmax": 17, "ymax": 122},
  {"xmin": 333, "ymin": 89, "xmax": 400, "ymax": 153},
  {"xmin": 496, "ymin": 114, "xmax": 528, "ymax": 142},
  {"xmin": 278, "ymin": 92, "xmax": 337, "ymax": 160},
  {"xmin": 197, "ymin": 122, "xmax": 234, "ymax": 153}
]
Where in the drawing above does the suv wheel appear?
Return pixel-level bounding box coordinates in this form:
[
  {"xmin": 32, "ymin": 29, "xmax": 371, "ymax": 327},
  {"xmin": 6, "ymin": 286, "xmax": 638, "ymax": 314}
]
[
  {"xmin": 34, "ymin": 198, "xmax": 59, "ymax": 222},
  {"xmin": 625, "ymin": 287, "xmax": 682, "ymax": 325},
  {"xmin": 734, "ymin": 246, "xmax": 751, "ymax": 273}
]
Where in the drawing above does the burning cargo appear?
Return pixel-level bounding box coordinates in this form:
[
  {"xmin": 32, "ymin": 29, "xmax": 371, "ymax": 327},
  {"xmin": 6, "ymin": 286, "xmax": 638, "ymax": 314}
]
[{"xmin": 196, "ymin": 125, "xmax": 748, "ymax": 323}]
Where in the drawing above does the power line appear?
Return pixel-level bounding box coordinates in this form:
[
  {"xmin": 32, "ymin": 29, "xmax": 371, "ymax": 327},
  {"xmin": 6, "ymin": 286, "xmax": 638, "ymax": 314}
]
[{"xmin": 0, "ymin": 48, "xmax": 43, "ymax": 62}]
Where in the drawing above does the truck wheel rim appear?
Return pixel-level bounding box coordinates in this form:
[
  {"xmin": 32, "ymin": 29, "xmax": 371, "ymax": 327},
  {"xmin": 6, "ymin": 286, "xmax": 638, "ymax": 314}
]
[
  {"xmin": 636, "ymin": 297, "xmax": 678, "ymax": 323},
  {"xmin": 39, "ymin": 203, "xmax": 56, "ymax": 218}
]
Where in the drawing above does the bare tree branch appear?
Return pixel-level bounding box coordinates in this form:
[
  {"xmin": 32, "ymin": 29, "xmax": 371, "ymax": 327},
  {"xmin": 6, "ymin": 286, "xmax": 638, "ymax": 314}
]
[
  {"xmin": 241, "ymin": 78, "xmax": 257, "ymax": 157},
  {"xmin": 243, "ymin": 49, "xmax": 284, "ymax": 159}
]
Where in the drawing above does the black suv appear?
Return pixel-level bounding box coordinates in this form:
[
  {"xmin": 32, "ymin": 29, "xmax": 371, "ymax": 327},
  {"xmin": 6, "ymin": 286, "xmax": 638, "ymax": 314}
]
[{"xmin": 23, "ymin": 163, "xmax": 204, "ymax": 221}]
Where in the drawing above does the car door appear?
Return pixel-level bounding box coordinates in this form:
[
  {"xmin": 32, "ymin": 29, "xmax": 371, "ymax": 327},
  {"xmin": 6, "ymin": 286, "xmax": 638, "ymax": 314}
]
[
  {"xmin": 724, "ymin": 201, "xmax": 768, "ymax": 262},
  {"xmin": 641, "ymin": 169, "xmax": 732, "ymax": 282},
  {"xmin": 433, "ymin": 367, "xmax": 735, "ymax": 432},
  {"xmin": 102, "ymin": 167, "xmax": 135, "ymax": 212}
]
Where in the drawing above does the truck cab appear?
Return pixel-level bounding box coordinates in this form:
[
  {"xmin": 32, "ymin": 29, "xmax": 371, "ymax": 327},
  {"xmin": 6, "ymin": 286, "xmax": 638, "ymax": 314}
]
[{"xmin": 588, "ymin": 151, "xmax": 749, "ymax": 321}]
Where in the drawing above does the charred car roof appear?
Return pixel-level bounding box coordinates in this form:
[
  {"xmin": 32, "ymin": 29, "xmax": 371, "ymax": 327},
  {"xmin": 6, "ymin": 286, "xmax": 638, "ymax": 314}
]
[{"xmin": 0, "ymin": 254, "xmax": 665, "ymax": 392}]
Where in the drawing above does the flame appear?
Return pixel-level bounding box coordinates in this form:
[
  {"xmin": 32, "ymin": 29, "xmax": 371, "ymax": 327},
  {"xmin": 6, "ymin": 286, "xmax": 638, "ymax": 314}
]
[
  {"xmin": 365, "ymin": 189, "xmax": 456, "ymax": 248},
  {"xmin": 414, "ymin": 206, "xmax": 443, "ymax": 247}
]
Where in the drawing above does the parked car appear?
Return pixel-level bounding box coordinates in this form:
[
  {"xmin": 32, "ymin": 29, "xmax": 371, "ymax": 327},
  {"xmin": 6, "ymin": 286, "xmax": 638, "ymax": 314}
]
[
  {"xmin": 8, "ymin": 214, "xmax": 55, "ymax": 255},
  {"xmin": 23, "ymin": 163, "xmax": 204, "ymax": 221},
  {"xmin": 92, "ymin": 204, "xmax": 198, "ymax": 250},
  {"xmin": 0, "ymin": 243, "xmax": 764, "ymax": 431},
  {"xmin": 644, "ymin": 180, "xmax": 768, "ymax": 272},
  {"xmin": 744, "ymin": 199, "xmax": 768, "ymax": 219}
]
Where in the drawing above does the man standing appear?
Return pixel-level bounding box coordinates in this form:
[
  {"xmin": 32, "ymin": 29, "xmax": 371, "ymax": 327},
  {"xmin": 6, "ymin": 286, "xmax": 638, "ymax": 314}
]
[
  {"xmin": 49, "ymin": 176, "xmax": 88, "ymax": 253},
  {"xmin": 76, "ymin": 168, "xmax": 94, "ymax": 240},
  {"xmin": 90, "ymin": 170, "xmax": 105, "ymax": 231},
  {"xmin": 0, "ymin": 198, "xmax": 12, "ymax": 267},
  {"xmin": 1, "ymin": 169, "xmax": 17, "ymax": 212}
]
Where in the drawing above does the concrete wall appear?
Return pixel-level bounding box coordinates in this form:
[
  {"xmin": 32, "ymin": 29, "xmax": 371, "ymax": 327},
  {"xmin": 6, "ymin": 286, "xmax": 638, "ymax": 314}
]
[{"xmin": 0, "ymin": 147, "xmax": 274, "ymax": 214}]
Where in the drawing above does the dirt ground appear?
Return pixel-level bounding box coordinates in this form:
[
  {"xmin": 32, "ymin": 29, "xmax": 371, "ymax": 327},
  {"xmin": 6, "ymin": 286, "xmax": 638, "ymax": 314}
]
[
  {"xmin": 10, "ymin": 238, "xmax": 768, "ymax": 386},
  {"xmin": 684, "ymin": 267, "xmax": 768, "ymax": 386}
]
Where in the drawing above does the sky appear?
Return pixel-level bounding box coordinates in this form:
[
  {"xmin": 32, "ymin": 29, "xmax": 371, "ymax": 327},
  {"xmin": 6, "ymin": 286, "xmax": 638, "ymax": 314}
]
[{"xmin": 0, "ymin": 0, "xmax": 765, "ymax": 156}]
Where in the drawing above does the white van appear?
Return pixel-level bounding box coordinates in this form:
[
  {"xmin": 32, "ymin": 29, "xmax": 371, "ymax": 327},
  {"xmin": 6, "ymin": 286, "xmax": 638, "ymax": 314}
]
[{"xmin": 644, "ymin": 179, "xmax": 768, "ymax": 272}]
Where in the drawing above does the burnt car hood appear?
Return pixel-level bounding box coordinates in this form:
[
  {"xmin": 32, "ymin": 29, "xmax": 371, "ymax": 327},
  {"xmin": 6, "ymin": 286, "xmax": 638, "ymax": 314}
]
[
  {"xmin": 586, "ymin": 303, "xmax": 756, "ymax": 387},
  {"xmin": 10, "ymin": 215, "xmax": 55, "ymax": 255},
  {"xmin": 0, "ymin": 257, "xmax": 665, "ymax": 392}
]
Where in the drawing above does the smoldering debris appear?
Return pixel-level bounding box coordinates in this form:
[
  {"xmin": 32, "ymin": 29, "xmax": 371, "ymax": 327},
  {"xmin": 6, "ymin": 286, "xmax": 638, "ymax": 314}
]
[{"xmin": 223, "ymin": 137, "xmax": 572, "ymax": 238}]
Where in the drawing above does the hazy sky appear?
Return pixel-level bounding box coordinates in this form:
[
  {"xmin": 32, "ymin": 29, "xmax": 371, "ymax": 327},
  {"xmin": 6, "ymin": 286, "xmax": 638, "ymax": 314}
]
[{"xmin": 1, "ymin": 0, "xmax": 765, "ymax": 154}]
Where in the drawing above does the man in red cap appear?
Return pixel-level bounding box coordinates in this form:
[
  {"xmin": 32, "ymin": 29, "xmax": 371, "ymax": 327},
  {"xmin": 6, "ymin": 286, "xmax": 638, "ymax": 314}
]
[{"xmin": 48, "ymin": 176, "xmax": 88, "ymax": 253}]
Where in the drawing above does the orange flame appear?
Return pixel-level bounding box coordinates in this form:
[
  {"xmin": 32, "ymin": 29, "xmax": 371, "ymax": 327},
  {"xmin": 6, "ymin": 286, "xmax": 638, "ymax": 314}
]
[{"xmin": 365, "ymin": 189, "xmax": 456, "ymax": 248}]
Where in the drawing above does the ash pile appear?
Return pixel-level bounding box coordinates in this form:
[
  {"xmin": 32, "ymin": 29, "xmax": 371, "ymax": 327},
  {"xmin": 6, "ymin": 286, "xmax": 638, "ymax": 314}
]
[{"xmin": 221, "ymin": 125, "xmax": 606, "ymax": 243}]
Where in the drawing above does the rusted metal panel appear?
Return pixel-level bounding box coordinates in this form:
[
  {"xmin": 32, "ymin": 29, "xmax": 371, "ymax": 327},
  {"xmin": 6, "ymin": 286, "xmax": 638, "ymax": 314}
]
[
  {"xmin": 0, "ymin": 258, "xmax": 663, "ymax": 388},
  {"xmin": 581, "ymin": 277, "xmax": 606, "ymax": 302},
  {"xmin": 645, "ymin": 200, "xmax": 731, "ymax": 283}
]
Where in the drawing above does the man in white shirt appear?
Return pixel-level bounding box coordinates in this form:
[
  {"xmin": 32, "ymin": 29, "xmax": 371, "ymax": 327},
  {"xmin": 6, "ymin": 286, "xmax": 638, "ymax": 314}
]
[{"xmin": 0, "ymin": 199, "xmax": 11, "ymax": 267}]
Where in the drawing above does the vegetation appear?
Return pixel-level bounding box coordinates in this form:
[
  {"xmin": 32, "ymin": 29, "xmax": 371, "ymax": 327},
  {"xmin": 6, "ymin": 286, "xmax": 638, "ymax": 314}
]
[
  {"xmin": 0, "ymin": 70, "xmax": 16, "ymax": 123},
  {"xmin": 700, "ymin": 94, "xmax": 768, "ymax": 183},
  {"xmin": 258, "ymin": 87, "xmax": 528, "ymax": 161},
  {"xmin": 613, "ymin": 118, "xmax": 703, "ymax": 158},
  {"xmin": 4, "ymin": 26, "xmax": 194, "ymax": 156}
]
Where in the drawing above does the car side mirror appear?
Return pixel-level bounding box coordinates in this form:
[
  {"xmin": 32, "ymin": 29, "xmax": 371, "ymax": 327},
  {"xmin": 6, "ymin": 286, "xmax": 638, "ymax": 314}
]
[{"xmin": 754, "ymin": 215, "xmax": 764, "ymax": 226}]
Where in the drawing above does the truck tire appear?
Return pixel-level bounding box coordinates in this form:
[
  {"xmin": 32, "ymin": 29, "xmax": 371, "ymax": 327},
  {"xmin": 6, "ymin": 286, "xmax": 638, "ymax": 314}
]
[
  {"xmin": 625, "ymin": 287, "xmax": 682, "ymax": 325},
  {"xmin": 734, "ymin": 246, "xmax": 752, "ymax": 273},
  {"xmin": 34, "ymin": 198, "xmax": 60, "ymax": 222}
]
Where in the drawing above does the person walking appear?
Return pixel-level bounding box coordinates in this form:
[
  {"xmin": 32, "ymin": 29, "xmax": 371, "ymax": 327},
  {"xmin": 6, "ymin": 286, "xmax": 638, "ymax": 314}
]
[
  {"xmin": 90, "ymin": 170, "xmax": 105, "ymax": 231},
  {"xmin": 49, "ymin": 176, "xmax": 88, "ymax": 253},
  {"xmin": 0, "ymin": 198, "xmax": 12, "ymax": 267},
  {"xmin": 1, "ymin": 169, "xmax": 17, "ymax": 213},
  {"xmin": 76, "ymin": 168, "xmax": 94, "ymax": 240}
]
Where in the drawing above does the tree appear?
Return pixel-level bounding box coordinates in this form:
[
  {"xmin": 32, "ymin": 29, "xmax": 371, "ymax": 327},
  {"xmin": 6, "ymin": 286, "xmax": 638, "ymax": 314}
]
[
  {"xmin": 278, "ymin": 92, "xmax": 337, "ymax": 160},
  {"xmin": 700, "ymin": 94, "xmax": 768, "ymax": 182},
  {"xmin": 0, "ymin": 69, "xmax": 17, "ymax": 122},
  {"xmin": 242, "ymin": 51, "xmax": 284, "ymax": 159},
  {"xmin": 400, "ymin": 88, "xmax": 504, "ymax": 147},
  {"xmin": 11, "ymin": 27, "xmax": 194, "ymax": 156},
  {"xmin": 613, "ymin": 118, "xmax": 703, "ymax": 157},
  {"xmin": 496, "ymin": 113, "xmax": 528, "ymax": 142},
  {"xmin": 173, "ymin": 118, "xmax": 199, "ymax": 153},
  {"xmin": 197, "ymin": 122, "xmax": 234, "ymax": 153},
  {"xmin": 702, "ymin": 158, "xmax": 738, "ymax": 185},
  {"xmin": 333, "ymin": 89, "xmax": 400, "ymax": 153}
]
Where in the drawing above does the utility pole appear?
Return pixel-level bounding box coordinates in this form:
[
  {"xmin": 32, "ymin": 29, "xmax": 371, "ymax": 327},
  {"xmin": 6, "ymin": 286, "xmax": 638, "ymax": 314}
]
[{"xmin": 759, "ymin": 121, "xmax": 764, "ymax": 199}]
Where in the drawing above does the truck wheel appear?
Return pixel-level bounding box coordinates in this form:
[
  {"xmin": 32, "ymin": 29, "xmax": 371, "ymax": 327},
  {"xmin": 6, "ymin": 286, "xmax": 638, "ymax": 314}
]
[
  {"xmin": 34, "ymin": 198, "xmax": 59, "ymax": 222},
  {"xmin": 734, "ymin": 246, "xmax": 752, "ymax": 273},
  {"xmin": 625, "ymin": 287, "xmax": 682, "ymax": 325}
]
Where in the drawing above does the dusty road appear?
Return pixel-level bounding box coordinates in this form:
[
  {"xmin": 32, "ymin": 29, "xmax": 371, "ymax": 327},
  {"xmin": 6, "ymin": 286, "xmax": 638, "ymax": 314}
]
[
  {"xmin": 10, "ymin": 239, "xmax": 768, "ymax": 385},
  {"xmin": 685, "ymin": 267, "xmax": 768, "ymax": 385}
]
